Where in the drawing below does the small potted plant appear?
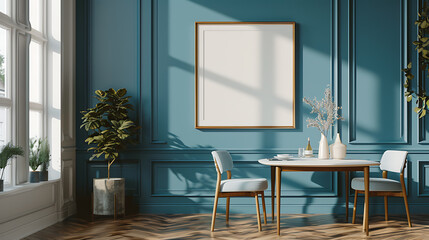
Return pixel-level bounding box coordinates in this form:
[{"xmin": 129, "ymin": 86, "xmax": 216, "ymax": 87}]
[
  {"xmin": 29, "ymin": 138, "xmax": 42, "ymax": 183},
  {"xmin": 81, "ymin": 88, "xmax": 138, "ymax": 216},
  {"xmin": 0, "ymin": 143, "xmax": 24, "ymax": 191},
  {"xmin": 39, "ymin": 139, "xmax": 50, "ymax": 181}
]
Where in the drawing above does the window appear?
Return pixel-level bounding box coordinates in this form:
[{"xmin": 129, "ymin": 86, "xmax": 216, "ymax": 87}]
[
  {"xmin": 0, "ymin": 0, "xmax": 10, "ymax": 16},
  {"xmin": 0, "ymin": 18, "xmax": 11, "ymax": 186},
  {"xmin": 0, "ymin": 0, "xmax": 61, "ymax": 189},
  {"xmin": 29, "ymin": 40, "xmax": 44, "ymax": 140},
  {"xmin": 30, "ymin": 0, "xmax": 44, "ymax": 33}
]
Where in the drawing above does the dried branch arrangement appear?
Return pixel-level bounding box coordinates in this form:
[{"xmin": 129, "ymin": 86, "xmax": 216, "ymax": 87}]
[{"xmin": 303, "ymin": 87, "xmax": 343, "ymax": 136}]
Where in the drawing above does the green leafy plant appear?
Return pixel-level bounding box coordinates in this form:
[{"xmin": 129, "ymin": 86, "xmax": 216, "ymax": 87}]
[
  {"xmin": 29, "ymin": 138, "xmax": 42, "ymax": 171},
  {"xmin": 0, "ymin": 143, "xmax": 24, "ymax": 180},
  {"xmin": 0, "ymin": 54, "xmax": 5, "ymax": 86},
  {"xmin": 404, "ymin": 4, "xmax": 429, "ymax": 118},
  {"xmin": 81, "ymin": 88, "xmax": 138, "ymax": 179},
  {"xmin": 39, "ymin": 139, "xmax": 50, "ymax": 172}
]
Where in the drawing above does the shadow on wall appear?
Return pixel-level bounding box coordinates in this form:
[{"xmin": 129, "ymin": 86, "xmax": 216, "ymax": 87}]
[
  {"xmin": 165, "ymin": 132, "xmax": 334, "ymax": 214},
  {"xmin": 149, "ymin": 0, "xmax": 411, "ymax": 215}
]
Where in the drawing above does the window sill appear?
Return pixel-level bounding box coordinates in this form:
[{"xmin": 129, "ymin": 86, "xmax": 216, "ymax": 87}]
[{"xmin": 0, "ymin": 179, "xmax": 60, "ymax": 198}]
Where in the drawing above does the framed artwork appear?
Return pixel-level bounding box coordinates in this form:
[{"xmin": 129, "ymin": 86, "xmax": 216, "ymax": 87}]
[{"xmin": 195, "ymin": 22, "xmax": 295, "ymax": 129}]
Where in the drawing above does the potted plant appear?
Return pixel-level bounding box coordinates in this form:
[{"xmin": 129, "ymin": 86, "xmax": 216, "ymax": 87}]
[
  {"xmin": 29, "ymin": 138, "xmax": 42, "ymax": 183},
  {"xmin": 81, "ymin": 88, "xmax": 137, "ymax": 216},
  {"xmin": 39, "ymin": 139, "xmax": 50, "ymax": 181},
  {"xmin": 0, "ymin": 143, "xmax": 24, "ymax": 191}
]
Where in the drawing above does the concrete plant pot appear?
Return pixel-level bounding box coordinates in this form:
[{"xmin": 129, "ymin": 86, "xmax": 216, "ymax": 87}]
[
  {"xmin": 40, "ymin": 170, "xmax": 48, "ymax": 181},
  {"xmin": 93, "ymin": 178, "xmax": 125, "ymax": 216},
  {"xmin": 30, "ymin": 171, "xmax": 40, "ymax": 183}
]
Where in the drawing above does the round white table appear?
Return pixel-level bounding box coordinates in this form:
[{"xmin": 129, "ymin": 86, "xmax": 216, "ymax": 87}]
[{"xmin": 258, "ymin": 158, "xmax": 380, "ymax": 236}]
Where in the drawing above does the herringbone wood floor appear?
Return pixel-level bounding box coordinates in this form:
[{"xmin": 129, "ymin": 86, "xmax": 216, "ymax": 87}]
[{"xmin": 25, "ymin": 214, "xmax": 429, "ymax": 239}]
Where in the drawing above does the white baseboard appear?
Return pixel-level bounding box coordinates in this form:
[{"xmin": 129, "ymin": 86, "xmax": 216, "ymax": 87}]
[
  {"xmin": 0, "ymin": 180, "xmax": 76, "ymax": 239},
  {"xmin": 60, "ymin": 201, "xmax": 77, "ymax": 221},
  {"xmin": 0, "ymin": 209, "xmax": 59, "ymax": 240}
]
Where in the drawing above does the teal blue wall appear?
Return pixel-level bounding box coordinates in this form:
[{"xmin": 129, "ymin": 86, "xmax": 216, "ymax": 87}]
[{"xmin": 76, "ymin": 0, "xmax": 429, "ymax": 214}]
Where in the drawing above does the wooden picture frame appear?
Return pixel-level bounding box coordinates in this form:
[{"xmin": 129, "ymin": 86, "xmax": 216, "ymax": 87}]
[{"xmin": 195, "ymin": 22, "xmax": 295, "ymax": 129}]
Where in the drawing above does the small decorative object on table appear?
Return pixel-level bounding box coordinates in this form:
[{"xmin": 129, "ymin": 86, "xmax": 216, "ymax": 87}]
[
  {"xmin": 330, "ymin": 133, "xmax": 347, "ymax": 159},
  {"xmin": 304, "ymin": 137, "xmax": 313, "ymax": 157},
  {"xmin": 0, "ymin": 143, "xmax": 24, "ymax": 191},
  {"xmin": 298, "ymin": 148, "xmax": 305, "ymax": 158},
  {"xmin": 275, "ymin": 154, "xmax": 291, "ymax": 160},
  {"xmin": 303, "ymin": 87, "xmax": 343, "ymax": 159}
]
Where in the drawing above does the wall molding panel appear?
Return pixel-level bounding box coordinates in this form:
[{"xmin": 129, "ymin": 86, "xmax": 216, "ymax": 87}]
[
  {"xmin": 85, "ymin": 159, "xmax": 142, "ymax": 197},
  {"xmin": 149, "ymin": 0, "xmax": 166, "ymax": 144},
  {"xmin": 150, "ymin": 160, "xmax": 337, "ymax": 197},
  {"xmin": 348, "ymin": 0, "xmax": 408, "ymax": 145},
  {"xmin": 75, "ymin": 0, "xmax": 429, "ymax": 215},
  {"xmin": 418, "ymin": 161, "xmax": 429, "ymax": 197}
]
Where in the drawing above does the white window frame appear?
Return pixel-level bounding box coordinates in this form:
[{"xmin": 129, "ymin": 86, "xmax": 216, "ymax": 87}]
[
  {"xmin": 0, "ymin": 0, "xmax": 57, "ymax": 188},
  {"xmin": 0, "ymin": 6, "xmax": 19, "ymax": 187}
]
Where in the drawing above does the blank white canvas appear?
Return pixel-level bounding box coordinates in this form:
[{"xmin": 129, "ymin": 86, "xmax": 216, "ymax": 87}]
[{"xmin": 196, "ymin": 23, "xmax": 295, "ymax": 128}]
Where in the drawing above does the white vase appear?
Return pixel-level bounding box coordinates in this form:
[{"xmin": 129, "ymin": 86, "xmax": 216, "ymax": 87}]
[
  {"xmin": 330, "ymin": 133, "xmax": 347, "ymax": 159},
  {"xmin": 318, "ymin": 133, "xmax": 329, "ymax": 159}
]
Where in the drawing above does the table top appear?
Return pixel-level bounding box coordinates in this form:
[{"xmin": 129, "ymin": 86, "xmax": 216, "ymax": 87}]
[{"xmin": 258, "ymin": 158, "xmax": 380, "ymax": 167}]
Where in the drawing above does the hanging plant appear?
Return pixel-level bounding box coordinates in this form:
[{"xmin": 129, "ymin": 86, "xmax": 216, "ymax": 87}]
[{"xmin": 404, "ymin": 4, "xmax": 429, "ymax": 118}]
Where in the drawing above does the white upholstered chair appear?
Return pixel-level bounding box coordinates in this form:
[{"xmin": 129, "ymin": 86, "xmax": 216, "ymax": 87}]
[
  {"xmin": 211, "ymin": 151, "xmax": 268, "ymax": 232},
  {"xmin": 351, "ymin": 150, "xmax": 411, "ymax": 227}
]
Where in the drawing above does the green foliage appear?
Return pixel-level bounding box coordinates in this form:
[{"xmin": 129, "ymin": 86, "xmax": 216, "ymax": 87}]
[
  {"xmin": 29, "ymin": 138, "xmax": 51, "ymax": 172},
  {"xmin": 80, "ymin": 88, "xmax": 138, "ymax": 178},
  {"xmin": 29, "ymin": 138, "xmax": 42, "ymax": 171},
  {"xmin": 0, "ymin": 143, "xmax": 24, "ymax": 180},
  {"xmin": 0, "ymin": 54, "xmax": 4, "ymax": 86},
  {"xmin": 404, "ymin": 4, "xmax": 429, "ymax": 118},
  {"xmin": 39, "ymin": 139, "xmax": 50, "ymax": 171}
]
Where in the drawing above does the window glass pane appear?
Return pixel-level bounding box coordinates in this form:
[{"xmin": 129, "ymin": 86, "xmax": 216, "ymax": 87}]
[
  {"xmin": 0, "ymin": 106, "xmax": 11, "ymax": 185},
  {"xmin": 49, "ymin": 0, "xmax": 60, "ymax": 41},
  {"xmin": 0, "ymin": 0, "xmax": 10, "ymax": 16},
  {"xmin": 30, "ymin": 0, "xmax": 43, "ymax": 32},
  {"xmin": 0, "ymin": 27, "xmax": 8, "ymax": 98},
  {"xmin": 29, "ymin": 110, "xmax": 42, "ymax": 139},
  {"xmin": 29, "ymin": 41, "xmax": 43, "ymax": 103},
  {"xmin": 0, "ymin": 106, "xmax": 9, "ymax": 146}
]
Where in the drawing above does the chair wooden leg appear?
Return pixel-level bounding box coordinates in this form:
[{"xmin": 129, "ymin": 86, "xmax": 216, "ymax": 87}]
[
  {"xmin": 400, "ymin": 173, "xmax": 412, "ymax": 227},
  {"xmin": 211, "ymin": 192, "xmax": 220, "ymax": 232},
  {"xmin": 384, "ymin": 196, "xmax": 388, "ymax": 221},
  {"xmin": 352, "ymin": 190, "xmax": 358, "ymax": 224},
  {"xmin": 255, "ymin": 194, "xmax": 262, "ymax": 232},
  {"xmin": 226, "ymin": 197, "xmax": 230, "ymax": 223},
  {"xmin": 401, "ymin": 192, "xmax": 412, "ymax": 227},
  {"xmin": 261, "ymin": 192, "xmax": 267, "ymax": 224}
]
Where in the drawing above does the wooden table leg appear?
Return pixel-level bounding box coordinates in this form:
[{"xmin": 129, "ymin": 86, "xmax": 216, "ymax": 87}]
[
  {"xmin": 271, "ymin": 166, "xmax": 275, "ymax": 222},
  {"xmin": 276, "ymin": 166, "xmax": 281, "ymax": 236},
  {"xmin": 364, "ymin": 167, "xmax": 369, "ymax": 235},
  {"xmin": 345, "ymin": 171, "xmax": 349, "ymax": 222}
]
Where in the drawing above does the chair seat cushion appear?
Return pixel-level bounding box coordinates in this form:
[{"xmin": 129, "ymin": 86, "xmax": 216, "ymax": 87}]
[
  {"xmin": 220, "ymin": 178, "xmax": 268, "ymax": 192},
  {"xmin": 351, "ymin": 177, "xmax": 402, "ymax": 192}
]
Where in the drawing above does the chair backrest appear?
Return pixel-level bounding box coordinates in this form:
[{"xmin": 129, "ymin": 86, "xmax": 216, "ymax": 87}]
[
  {"xmin": 211, "ymin": 151, "xmax": 233, "ymax": 174},
  {"xmin": 379, "ymin": 150, "xmax": 408, "ymax": 173}
]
